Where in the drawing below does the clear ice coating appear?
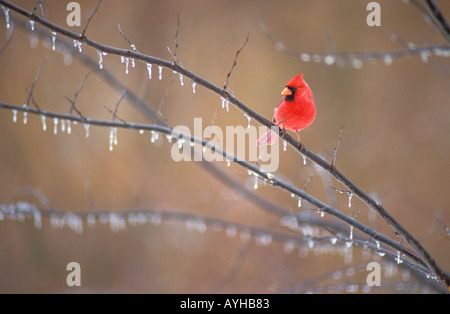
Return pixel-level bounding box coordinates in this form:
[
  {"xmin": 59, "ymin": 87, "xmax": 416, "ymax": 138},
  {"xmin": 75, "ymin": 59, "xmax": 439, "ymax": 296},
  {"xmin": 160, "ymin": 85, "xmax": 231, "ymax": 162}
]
[
  {"xmin": 158, "ymin": 66, "xmax": 163, "ymax": 80},
  {"xmin": 97, "ymin": 50, "xmax": 103, "ymax": 69},
  {"xmin": 2, "ymin": 6, "xmax": 9, "ymax": 29},
  {"xmin": 51, "ymin": 31, "xmax": 57, "ymax": 51},
  {"xmin": 146, "ymin": 63, "xmax": 152, "ymax": 79}
]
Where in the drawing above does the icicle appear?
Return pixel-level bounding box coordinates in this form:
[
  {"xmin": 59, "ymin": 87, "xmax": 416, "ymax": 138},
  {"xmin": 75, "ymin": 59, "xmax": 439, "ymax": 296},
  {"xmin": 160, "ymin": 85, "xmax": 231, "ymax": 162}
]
[
  {"xmin": 349, "ymin": 226, "xmax": 354, "ymax": 240},
  {"xmin": 125, "ymin": 57, "xmax": 129, "ymax": 74},
  {"xmin": 253, "ymin": 176, "xmax": 258, "ymax": 190},
  {"xmin": 120, "ymin": 56, "xmax": 125, "ymax": 63},
  {"xmin": 178, "ymin": 73, "xmax": 184, "ymax": 86},
  {"xmin": 395, "ymin": 251, "xmax": 403, "ymax": 264},
  {"xmin": 97, "ymin": 50, "xmax": 103, "ymax": 69},
  {"xmin": 220, "ymin": 97, "xmax": 229, "ymax": 111},
  {"xmin": 66, "ymin": 120, "xmax": 72, "ymax": 134},
  {"xmin": 84, "ymin": 123, "xmax": 90, "ymax": 138},
  {"xmin": 72, "ymin": 40, "xmax": 82, "ymax": 53},
  {"xmin": 33, "ymin": 209, "xmax": 42, "ymax": 229},
  {"xmin": 158, "ymin": 66, "xmax": 163, "ymax": 80},
  {"xmin": 146, "ymin": 63, "xmax": 152, "ymax": 79},
  {"xmin": 150, "ymin": 130, "xmax": 158, "ymax": 143},
  {"xmin": 282, "ymin": 140, "xmax": 287, "ymax": 151},
  {"xmin": 109, "ymin": 127, "xmax": 114, "ymax": 151},
  {"xmin": 348, "ymin": 193, "xmax": 353, "ymax": 208},
  {"xmin": 41, "ymin": 115, "xmax": 47, "ymax": 131},
  {"xmin": 297, "ymin": 198, "xmax": 302, "ymax": 208},
  {"xmin": 244, "ymin": 113, "xmax": 251, "ymax": 128},
  {"xmin": 2, "ymin": 6, "xmax": 10, "ymax": 29},
  {"xmin": 53, "ymin": 117, "xmax": 58, "ymax": 135},
  {"xmin": 60, "ymin": 119, "xmax": 65, "ymax": 133},
  {"xmin": 191, "ymin": 80, "xmax": 196, "ymax": 94},
  {"xmin": 113, "ymin": 127, "xmax": 118, "ymax": 146},
  {"xmin": 139, "ymin": 129, "xmax": 144, "ymax": 134},
  {"xmin": 226, "ymin": 160, "xmax": 231, "ymax": 167},
  {"xmin": 302, "ymin": 154, "xmax": 306, "ymax": 165},
  {"xmin": 131, "ymin": 57, "xmax": 135, "ymax": 68},
  {"xmin": 51, "ymin": 31, "xmax": 57, "ymax": 51},
  {"xmin": 166, "ymin": 134, "xmax": 173, "ymax": 142},
  {"xmin": 12, "ymin": 109, "xmax": 17, "ymax": 123},
  {"xmin": 29, "ymin": 20, "xmax": 35, "ymax": 31}
]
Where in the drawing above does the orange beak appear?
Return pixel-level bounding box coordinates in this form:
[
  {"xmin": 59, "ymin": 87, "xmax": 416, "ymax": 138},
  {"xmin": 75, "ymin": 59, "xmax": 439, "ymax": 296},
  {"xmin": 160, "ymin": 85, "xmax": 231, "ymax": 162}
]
[{"xmin": 281, "ymin": 87, "xmax": 292, "ymax": 96}]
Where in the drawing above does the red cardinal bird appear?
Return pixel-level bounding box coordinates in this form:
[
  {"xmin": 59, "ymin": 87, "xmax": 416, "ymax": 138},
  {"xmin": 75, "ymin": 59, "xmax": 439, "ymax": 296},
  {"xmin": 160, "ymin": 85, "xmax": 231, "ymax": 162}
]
[{"xmin": 257, "ymin": 73, "xmax": 316, "ymax": 146}]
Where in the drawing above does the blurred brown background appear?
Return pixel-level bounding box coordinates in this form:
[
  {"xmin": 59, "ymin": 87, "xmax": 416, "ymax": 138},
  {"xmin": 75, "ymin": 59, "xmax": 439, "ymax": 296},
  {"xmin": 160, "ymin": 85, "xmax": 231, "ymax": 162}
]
[{"xmin": 0, "ymin": 0, "xmax": 449, "ymax": 293}]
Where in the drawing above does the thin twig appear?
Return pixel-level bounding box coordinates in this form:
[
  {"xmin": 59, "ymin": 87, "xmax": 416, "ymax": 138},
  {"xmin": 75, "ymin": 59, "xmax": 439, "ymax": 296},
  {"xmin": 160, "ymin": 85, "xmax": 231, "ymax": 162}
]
[
  {"xmin": 25, "ymin": 56, "xmax": 49, "ymax": 108},
  {"xmin": 81, "ymin": 0, "xmax": 103, "ymax": 38},
  {"xmin": 223, "ymin": 32, "xmax": 249, "ymax": 91},
  {"xmin": 331, "ymin": 119, "xmax": 349, "ymax": 168},
  {"xmin": 424, "ymin": 0, "xmax": 450, "ymax": 42}
]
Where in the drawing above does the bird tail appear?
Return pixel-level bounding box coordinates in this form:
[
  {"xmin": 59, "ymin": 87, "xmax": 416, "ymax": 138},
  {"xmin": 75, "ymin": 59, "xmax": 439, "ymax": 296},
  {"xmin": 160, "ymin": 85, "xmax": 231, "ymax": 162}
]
[{"xmin": 257, "ymin": 129, "xmax": 278, "ymax": 146}]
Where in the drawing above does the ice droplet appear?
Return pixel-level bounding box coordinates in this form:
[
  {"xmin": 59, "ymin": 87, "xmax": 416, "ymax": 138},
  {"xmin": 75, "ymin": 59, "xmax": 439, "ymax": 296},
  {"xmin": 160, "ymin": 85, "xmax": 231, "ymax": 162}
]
[
  {"xmin": 97, "ymin": 50, "xmax": 103, "ymax": 69},
  {"xmin": 51, "ymin": 31, "xmax": 57, "ymax": 51},
  {"xmin": 256, "ymin": 233, "xmax": 272, "ymax": 246},
  {"xmin": 41, "ymin": 115, "xmax": 47, "ymax": 131},
  {"xmin": 53, "ymin": 117, "xmax": 58, "ymax": 135},
  {"xmin": 84, "ymin": 123, "xmax": 90, "ymax": 138},
  {"xmin": 324, "ymin": 55, "xmax": 335, "ymax": 66},
  {"xmin": 12, "ymin": 109, "xmax": 17, "ymax": 123},
  {"xmin": 2, "ymin": 6, "xmax": 10, "ymax": 29},
  {"xmin": 158, "ymin": 66, "xmax": 163, "ymax": 80},
  {"xmin": 225, "ymin": 225, "xmax": 237, "ymax": 238},
  {"xmin": 300, "ymin": 53, "xmax": 311, "ymax": 62},
  {"xmin": 383, "ymin": 54, "xmax": 393, "ymax": 66},
  {"xmin": 191, "ymin": 81, "xmax": 196, "ymax": 94},
  {"xmin": 179, "ymin": 73, "xmax": 184, "ymax": 86},
  {"xmin": 146, "ymin": 63, "xmax": 152, "ymax": 79},
  {"xmin": 29, "ymin": 20, "xmax": 35, "ymax": 31}
]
